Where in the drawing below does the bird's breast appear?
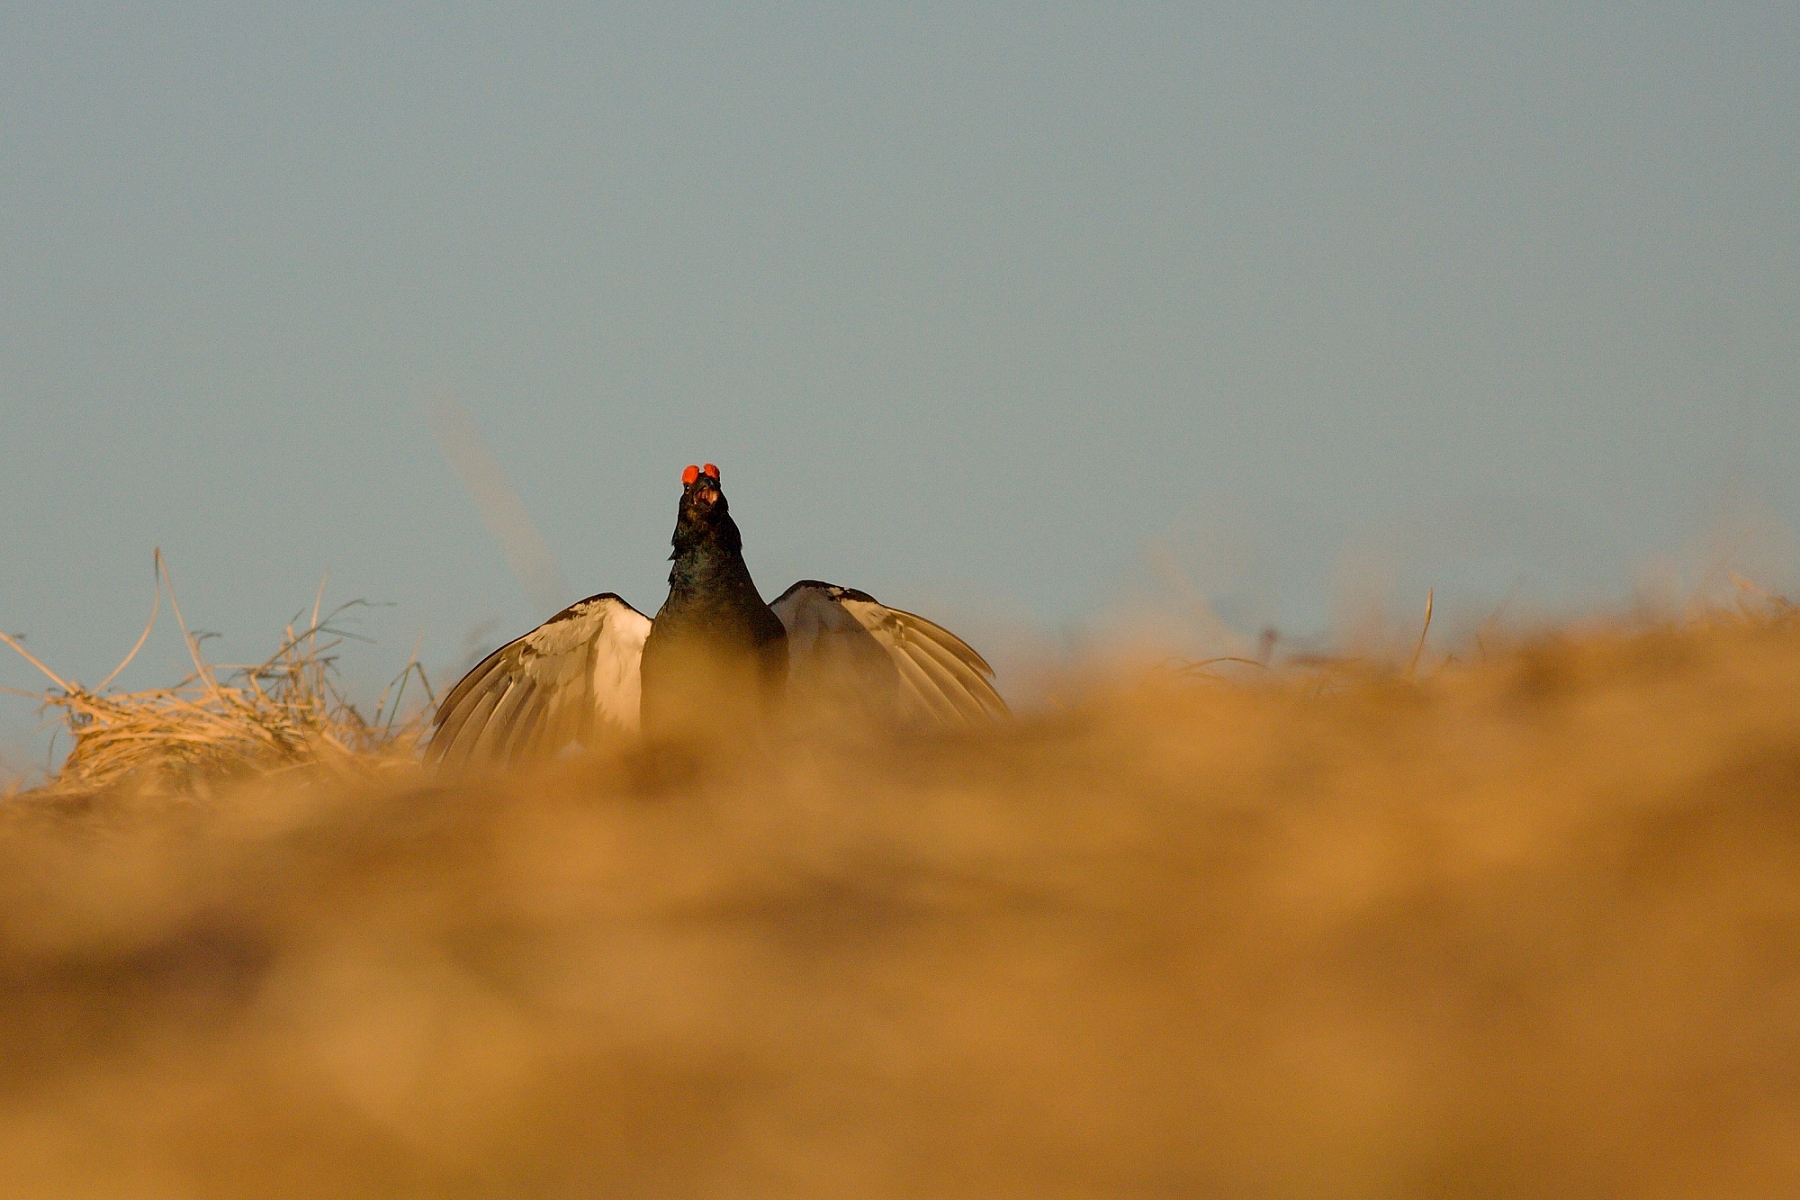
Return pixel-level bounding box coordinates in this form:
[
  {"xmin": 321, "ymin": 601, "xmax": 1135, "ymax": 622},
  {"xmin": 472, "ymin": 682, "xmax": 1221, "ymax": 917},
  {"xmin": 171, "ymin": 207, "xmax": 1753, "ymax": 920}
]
[{"xmin": 638, "ymin": 603, "xmax": 789, "ymax": 738}]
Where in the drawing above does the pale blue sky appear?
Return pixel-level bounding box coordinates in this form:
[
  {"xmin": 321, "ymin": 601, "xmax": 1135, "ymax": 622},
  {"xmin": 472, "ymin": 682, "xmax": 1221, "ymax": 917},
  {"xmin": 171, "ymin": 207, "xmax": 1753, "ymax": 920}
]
[{"xmin": 4, "ymin": 5, "xmax": 1797, "ymax": 775}]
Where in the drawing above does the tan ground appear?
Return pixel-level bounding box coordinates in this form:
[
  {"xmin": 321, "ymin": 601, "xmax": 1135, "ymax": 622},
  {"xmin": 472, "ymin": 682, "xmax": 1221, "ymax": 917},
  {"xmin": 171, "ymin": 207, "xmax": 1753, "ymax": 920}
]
[{"xmin": 1, "ymin": 611, "xmax": 1797, "ymax": 1198}]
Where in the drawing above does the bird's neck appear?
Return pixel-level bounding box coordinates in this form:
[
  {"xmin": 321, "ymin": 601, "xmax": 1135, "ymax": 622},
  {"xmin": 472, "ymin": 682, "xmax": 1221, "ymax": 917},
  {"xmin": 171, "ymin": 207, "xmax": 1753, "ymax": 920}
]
[{"xmin": 666, "ymin": 518, "xmax": 759, "ymax": 609}]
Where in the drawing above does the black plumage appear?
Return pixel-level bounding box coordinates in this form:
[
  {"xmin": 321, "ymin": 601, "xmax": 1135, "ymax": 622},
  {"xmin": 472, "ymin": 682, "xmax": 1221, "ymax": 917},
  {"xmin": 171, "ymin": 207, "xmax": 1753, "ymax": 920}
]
[
  {"xmin": 638, "ymin": 466, "xmax": 789, "ymax": 734},
  {"xmin": 428, "ymin": 463, "xmax": 1006, "ymax": 765}
]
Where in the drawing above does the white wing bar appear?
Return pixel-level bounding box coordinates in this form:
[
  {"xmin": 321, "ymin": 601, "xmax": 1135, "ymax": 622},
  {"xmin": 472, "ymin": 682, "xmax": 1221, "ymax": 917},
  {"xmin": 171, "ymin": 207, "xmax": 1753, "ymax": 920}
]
[
  {"xmin": 428, "ymin": 593, "xmax": 651, "ymax": 766},
  {"xmin": 770, "ymin": 581, "xmax": 1007, "ymax": 727}
]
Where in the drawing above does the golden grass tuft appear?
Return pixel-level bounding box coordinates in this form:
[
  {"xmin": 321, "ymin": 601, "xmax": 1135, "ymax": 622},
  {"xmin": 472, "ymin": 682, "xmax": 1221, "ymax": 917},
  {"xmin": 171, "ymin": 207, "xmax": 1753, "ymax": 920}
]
[{"xmin": 1, "ymin": 552, "xmax": 428, "ymax": 793}]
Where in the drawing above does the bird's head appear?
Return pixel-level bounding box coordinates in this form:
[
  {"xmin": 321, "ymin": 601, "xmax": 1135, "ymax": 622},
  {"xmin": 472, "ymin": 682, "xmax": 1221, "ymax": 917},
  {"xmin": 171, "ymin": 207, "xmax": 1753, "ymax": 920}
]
[
  {"xmin": 671, "ymin": 462, "xmax": 739, "ymax": 554},
  {"xmin": 680, "ymin": 462, "xmax": 725, "ymax": 516}
]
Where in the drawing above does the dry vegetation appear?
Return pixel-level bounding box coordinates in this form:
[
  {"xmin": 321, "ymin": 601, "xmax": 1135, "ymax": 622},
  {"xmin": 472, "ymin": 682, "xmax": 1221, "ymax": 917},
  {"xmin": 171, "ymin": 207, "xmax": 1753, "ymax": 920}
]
[
  {"xmin": 1, "ymin": 587, "xmax": 1798, "ymax": 1198},
  {"xmin": 1, "ymin": 555, "xmax": 429, "ymax": 793}
]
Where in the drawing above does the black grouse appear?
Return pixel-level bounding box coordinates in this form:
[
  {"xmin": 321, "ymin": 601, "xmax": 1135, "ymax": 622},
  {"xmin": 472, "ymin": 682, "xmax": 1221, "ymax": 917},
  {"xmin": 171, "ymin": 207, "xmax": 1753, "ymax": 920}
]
[{"xmin": 428, "ymin": 463, "xmax": 1006, "ymax": 764}]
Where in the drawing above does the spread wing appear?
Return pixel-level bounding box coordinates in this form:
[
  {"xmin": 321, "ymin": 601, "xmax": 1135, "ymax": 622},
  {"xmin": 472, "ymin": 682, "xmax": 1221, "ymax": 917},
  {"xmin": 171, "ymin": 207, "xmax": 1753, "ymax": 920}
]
[
  {"xmin": 770, "ymin": 581, "xmax": 1008, "ymax": 726},
  {"xmin": 428, "ymin": 593, "xmax": 651, "ymax": 766}
]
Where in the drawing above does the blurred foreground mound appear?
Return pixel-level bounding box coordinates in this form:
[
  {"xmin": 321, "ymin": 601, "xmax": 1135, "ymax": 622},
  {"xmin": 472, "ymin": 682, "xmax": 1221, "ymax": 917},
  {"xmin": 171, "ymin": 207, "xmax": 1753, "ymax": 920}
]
[{"xmin": 2, "ymin": 608, "xmax": 1799, "ymax": 1199}]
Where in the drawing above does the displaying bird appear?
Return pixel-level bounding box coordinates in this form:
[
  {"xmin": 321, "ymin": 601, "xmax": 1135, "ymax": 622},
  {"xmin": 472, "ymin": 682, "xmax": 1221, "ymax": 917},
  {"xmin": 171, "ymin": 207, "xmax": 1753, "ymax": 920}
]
[{"xmin": 428, "ymin": 463, "xmax": 1006, "ymax": 765}]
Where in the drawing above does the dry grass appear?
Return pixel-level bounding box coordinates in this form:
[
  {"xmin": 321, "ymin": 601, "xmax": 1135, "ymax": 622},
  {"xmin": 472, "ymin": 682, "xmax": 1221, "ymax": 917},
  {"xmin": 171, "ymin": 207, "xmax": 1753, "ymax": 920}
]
[
  {"xmin": 1, "ymin": 553, "xmax": 428, "ymax": 793},
  {"xmin": 1, "ymin": 589, "xmax": 1798, "ymax": 1198}
]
